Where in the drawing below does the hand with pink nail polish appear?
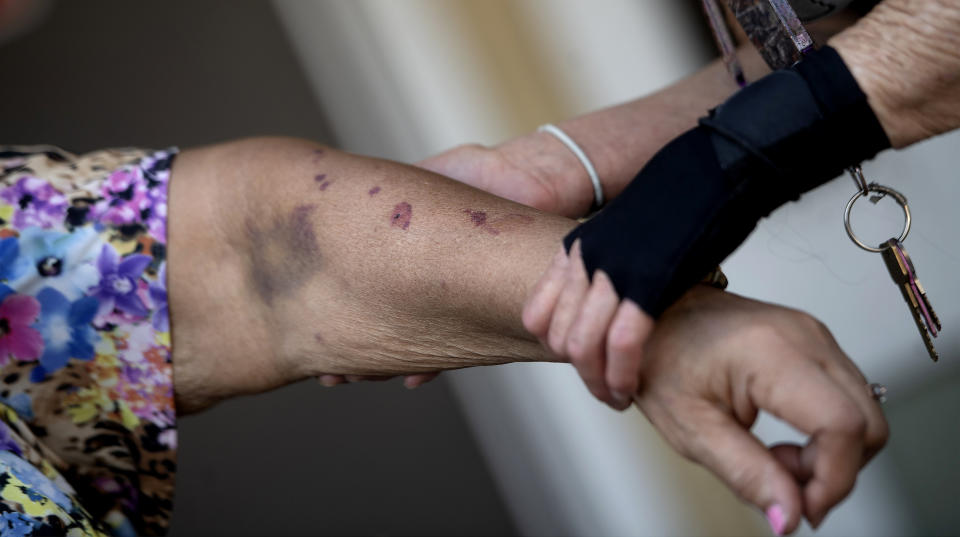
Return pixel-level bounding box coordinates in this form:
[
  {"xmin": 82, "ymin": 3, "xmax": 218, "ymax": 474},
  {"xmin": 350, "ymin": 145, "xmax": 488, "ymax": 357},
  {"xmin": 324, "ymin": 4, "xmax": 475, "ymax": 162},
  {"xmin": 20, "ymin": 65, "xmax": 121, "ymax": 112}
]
[{"xmin": 635, "ymin": 286, "xmax": 888, "ymax": 532}]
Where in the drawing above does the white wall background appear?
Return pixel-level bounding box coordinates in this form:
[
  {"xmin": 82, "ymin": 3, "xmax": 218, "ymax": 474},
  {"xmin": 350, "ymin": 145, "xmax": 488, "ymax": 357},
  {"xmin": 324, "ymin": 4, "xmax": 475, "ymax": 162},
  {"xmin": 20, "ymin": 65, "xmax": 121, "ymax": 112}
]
[{"xmin": 272, "ymin": 1, "xmax": 960, "ymax": 535}]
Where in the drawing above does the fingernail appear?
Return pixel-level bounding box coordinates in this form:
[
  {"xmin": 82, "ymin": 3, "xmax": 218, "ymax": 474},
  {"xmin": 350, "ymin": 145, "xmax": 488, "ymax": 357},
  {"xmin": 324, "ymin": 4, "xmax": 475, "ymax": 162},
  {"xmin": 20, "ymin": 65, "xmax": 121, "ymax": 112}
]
[
  {"xmin": 318, "ymin": 375, "xmax": 338, "ymax": 387},
  {"xmin": 404, "ymin": 378, "xmax": 421, "ymax": 390},
  {"xmin": 766, "ymin": 504, "xmax": 786, "ymax": 536},
  {"xmin": 612, "ymin": 392, "xmax": 630, "ymax": 405}
]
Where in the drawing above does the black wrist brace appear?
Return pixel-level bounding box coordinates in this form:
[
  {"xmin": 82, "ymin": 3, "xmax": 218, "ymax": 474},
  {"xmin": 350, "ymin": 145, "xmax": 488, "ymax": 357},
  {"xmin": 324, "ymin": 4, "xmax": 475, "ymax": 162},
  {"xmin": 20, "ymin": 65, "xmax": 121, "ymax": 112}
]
[{"xmin": 563, "ymin": 46, "xmax": 890, "ymax": 316}]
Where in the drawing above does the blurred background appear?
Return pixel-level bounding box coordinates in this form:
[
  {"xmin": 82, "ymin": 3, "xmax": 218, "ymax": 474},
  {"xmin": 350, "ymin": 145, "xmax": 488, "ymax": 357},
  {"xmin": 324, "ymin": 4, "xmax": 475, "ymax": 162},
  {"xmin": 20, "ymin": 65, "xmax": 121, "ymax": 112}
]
[{"xmin": 1, "ymin": 1, "xmax": 958, "ymax": 536}]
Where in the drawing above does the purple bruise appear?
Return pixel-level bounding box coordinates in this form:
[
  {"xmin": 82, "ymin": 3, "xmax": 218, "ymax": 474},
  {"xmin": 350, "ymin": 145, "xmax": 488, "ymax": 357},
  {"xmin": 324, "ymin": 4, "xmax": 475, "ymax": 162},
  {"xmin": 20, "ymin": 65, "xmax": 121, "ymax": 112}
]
[
  {"xmin": 390, "ymin": 202, "xmax": 412, "ymax": 230},
  {"xmin": 464, "ymin": 209, "xmax": 487, "ymax": 226},
  {"xmin": 315, "ymin": 174, "xmax": 333, "ymax": 190},
  {"xmin": 314, "ymin": 332, "xmax": 325, "ymax": 343},
  {"xmin": 291, "ymin": 204, "xmax": 319, "ymax": 244},
  {"xmin": 244, "ymin": 203, "xmax": 321, "ymax": 304},
  {"xmin": 368, "ymin": 186, "xmax": 381, "ymax": 196}
]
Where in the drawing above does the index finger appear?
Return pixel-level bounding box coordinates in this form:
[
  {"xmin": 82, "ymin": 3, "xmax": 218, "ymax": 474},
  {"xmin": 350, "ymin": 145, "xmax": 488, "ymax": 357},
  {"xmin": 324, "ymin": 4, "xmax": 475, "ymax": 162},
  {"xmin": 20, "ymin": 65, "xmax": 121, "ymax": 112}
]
[{"xmin": 747, "ymin": 357, "xmax": 868, "ymax": 525}]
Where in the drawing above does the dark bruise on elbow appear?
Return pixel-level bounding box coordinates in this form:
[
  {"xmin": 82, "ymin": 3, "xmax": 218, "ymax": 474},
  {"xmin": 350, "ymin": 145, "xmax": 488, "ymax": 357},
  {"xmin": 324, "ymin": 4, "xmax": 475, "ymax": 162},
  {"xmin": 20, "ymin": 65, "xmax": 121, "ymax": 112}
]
[{"xmin": 245, "ymin": 203, "xmax": 322, "ymax": 304}]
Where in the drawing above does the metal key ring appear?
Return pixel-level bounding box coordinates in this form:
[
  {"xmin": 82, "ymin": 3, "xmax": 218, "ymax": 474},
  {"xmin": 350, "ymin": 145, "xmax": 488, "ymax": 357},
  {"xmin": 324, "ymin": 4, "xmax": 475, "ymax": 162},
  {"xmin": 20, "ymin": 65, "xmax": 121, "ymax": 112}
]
[{"xmin": 843, "ymin": 184, "xmax": 911, "ymax": 253}]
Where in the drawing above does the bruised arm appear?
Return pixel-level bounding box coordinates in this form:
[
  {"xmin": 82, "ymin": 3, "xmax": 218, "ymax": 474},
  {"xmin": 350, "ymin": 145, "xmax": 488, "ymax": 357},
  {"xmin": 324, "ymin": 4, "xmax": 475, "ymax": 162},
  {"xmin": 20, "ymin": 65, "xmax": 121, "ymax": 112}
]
[{"xmin": 167, "ymin": 137, "xmax": 573, "ymax": 414}]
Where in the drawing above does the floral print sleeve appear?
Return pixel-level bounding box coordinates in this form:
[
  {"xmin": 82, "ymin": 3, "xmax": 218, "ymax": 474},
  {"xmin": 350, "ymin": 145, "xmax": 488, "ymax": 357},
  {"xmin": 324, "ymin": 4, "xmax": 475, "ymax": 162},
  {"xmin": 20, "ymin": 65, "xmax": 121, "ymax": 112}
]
[{"xmin": 0, "ymin": 146, "xmax": 177, "ymax": 536}]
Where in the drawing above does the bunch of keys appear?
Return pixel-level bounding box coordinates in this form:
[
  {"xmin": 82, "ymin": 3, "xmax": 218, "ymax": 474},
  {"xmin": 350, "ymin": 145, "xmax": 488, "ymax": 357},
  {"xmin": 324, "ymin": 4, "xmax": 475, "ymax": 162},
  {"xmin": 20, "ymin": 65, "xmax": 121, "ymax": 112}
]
[{"xmin": 843, "ymin": 166, "xmax": 942, "ymax": 362}]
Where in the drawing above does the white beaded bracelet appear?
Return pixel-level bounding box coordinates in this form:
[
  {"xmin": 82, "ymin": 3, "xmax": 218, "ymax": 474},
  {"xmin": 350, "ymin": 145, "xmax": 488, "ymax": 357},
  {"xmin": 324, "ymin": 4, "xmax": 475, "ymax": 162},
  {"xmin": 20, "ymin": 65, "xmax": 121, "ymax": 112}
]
[{"xmin": 538, "ymin": 123, "xmax": 604, "ymax": 209}]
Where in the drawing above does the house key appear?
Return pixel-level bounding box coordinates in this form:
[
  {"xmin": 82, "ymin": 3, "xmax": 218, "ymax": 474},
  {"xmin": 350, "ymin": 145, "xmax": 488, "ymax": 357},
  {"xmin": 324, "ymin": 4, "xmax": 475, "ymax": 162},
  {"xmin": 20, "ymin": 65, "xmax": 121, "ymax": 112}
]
[
  {"xmin": 880, "ymin": 238, "xmax": 941, "ymax": 362},
  {"xmin": 843, "ymin": 168, "xmax": 942, "ymax": 362}
]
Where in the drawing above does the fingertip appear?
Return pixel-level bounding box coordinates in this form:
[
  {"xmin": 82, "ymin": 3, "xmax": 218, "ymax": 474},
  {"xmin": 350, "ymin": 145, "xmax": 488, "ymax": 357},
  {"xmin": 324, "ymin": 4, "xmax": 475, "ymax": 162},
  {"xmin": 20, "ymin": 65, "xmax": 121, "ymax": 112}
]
[
  {"xmin": 672, "ymin": 409, "xmax": 804, "ymax": 527},
  {"xmin": 807, "ymin": 515, "xmax": 823, "ymax": 530},
  {"xmin": 522, "ymin": 248, "xmax": 570, "ymax": 339},
  {"xmin": 318, "ymin": 375, "xmax": 342, "ymax": 387},
  {"xmin": 803, "ymin": 479, "xmax": 848, "ymax": 532},
  {"xmin": 765, "ymin": 502, "xmax": 805, "ymax": 536},
  {"xmin": 799, "ymin": 435, "xmax": 859, "ymax": 527},
  {"xmin": 592, "ymin": 389, "xmax": 621, "ymax": 411},
  {"xmin": 806, "ymin": 508, "xmax": 830, "ymax": 530},
  {"xmin": 568, "ymin": 238, "xmax": 582, "ymax": 258},
  {"xmin": 763, "ymin": 473, "xmax": 805, "ymax": 535},
  {"xmin": 547, "ymin": 326, "xmax": 568, "ymax": 357},
  {"xmin": 605, "ymin": 300, "xmax": 654, "ymax": 399},
  {"xmin": 765, "ymin": 504, "xmax": 786, "ymax": 536},
  {"xmin": 521, "ymin": 299, "xmax": 549, "ymax": 340},
  {"xmin": 612, "ymin": 394, "xmax": 632, "ymax": 411},
  {"xmin": 402, "ymin": 371, "xmax": 440, "ymax": 390},
  {"xmin": 608, "ymin": 382, "xmax": 637, "ymax": 410}
]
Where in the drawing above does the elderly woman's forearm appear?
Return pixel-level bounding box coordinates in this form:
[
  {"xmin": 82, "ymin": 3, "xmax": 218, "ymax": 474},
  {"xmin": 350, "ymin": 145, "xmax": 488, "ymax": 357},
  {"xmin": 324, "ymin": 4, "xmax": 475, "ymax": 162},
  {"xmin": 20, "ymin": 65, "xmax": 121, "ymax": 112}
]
[{"xmin": 168, "ymin": 137, "xmax": 572, "ymax": 413}]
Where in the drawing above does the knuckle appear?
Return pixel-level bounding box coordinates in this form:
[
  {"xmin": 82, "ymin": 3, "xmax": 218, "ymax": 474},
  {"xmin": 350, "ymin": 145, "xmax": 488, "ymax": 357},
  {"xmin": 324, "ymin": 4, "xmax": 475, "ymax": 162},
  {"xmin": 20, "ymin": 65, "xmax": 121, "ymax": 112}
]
[
  {"xmin": 746, "ymin": 317, "xmax": 791, "ymax": 345},
  {"xmin": 742, "ymin": 320, "xmax": 778, "ymax": 343},
  {"xmin": 832, "ymin": 405, "xmax": 868, "ymax": 437},
  {"xmin": 792, "ymin": 311, "xmax": 834, "ymax": 343}
]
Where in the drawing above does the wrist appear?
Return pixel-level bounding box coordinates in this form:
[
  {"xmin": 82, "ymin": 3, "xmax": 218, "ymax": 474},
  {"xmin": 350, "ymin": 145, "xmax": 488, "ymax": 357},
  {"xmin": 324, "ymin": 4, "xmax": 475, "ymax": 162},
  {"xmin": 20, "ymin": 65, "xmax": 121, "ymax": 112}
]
[
  {"xmin": 829, "ymin": 1, "xmax": 960, "ymax": 148},
  {"xmin": 829, "ymin": 31, "xmax": 905, "ymax": 147},
  {"xmin": 495, "ymin": 130, "xmax": 596, "ymax": 218}
]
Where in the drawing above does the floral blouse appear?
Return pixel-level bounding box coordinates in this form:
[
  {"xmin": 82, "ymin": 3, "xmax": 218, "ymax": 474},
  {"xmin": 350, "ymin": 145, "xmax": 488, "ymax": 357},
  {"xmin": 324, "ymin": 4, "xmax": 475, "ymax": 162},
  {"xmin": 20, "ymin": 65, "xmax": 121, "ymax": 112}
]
[{"xmin": 0, "ymin": 146, "xmax": 177, "ymax": 536}]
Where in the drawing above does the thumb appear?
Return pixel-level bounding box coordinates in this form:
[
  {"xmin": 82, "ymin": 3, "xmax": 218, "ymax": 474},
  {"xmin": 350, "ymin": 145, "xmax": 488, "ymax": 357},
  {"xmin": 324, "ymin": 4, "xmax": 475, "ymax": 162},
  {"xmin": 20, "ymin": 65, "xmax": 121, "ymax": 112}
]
[{"xmin": 680, "ymin": 408, "xmax": 804, "ymax": 535}]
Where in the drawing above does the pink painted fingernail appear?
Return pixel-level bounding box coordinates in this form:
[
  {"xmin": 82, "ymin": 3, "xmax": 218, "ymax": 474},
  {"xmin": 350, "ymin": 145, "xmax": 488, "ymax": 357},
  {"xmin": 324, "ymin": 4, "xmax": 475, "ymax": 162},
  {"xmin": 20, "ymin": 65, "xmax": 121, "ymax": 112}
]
[{"xmin": 766, "ymin": 504, "xmax": 786, "ymax": 536}]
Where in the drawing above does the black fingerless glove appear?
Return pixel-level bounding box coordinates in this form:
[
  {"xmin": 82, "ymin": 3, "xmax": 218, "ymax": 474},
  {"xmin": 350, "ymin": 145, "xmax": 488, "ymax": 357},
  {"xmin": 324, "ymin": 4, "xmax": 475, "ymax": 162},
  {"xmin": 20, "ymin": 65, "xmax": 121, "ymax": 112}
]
[{"xmin": 563, "ymin": 46, "xmax": 890, "ymax": 316}]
